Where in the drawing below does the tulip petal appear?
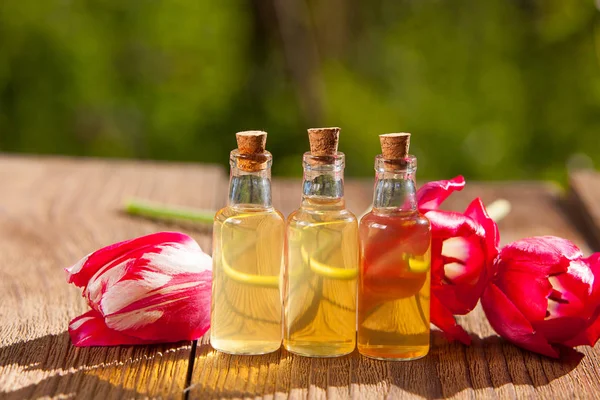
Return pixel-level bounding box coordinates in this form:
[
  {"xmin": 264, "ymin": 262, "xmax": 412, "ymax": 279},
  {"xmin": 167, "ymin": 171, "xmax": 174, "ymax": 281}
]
[
  {"xmin": 66, "ymin": 232, "xmax": 197, "ymax": 287},
  {"xmin": 494, "ymin": 269, "xmax": 552, "ymax": 322},
  {"xmin": 583, "ymin": 253, "xmax": 600, "ymax": 302},
  {"xmin": 426, "ymin": 210, "xmax": 483, "ymax": 239},
  {"xmin": 106, "ymin": 270, "xmax": 212, "ymax": 341},
  {"xmin": 564, "ymin": 313, "xmax": 600, "ymax": 347},
  {"xmin": 431, "ymin": 293, "xmax": 471, "ymax": 345},
  {"xmin": 426, "ymin": 198, "xmax": 497, "ymax": 323},
  {"xmin": 532, "ymin": 317, "xmax": 588, "ymax": 343},
  {"xmin": 499, "ymin": 237, "xmax": 582, "ymax": 273},
  {"xmin": 433, "ymin": 283, "xmax": 473, "ymax": 315},
  {"xmin": 415, "ymin": 178, "xmax": 502, "ymax": 349},
  {"xmin": 416, "ymin": 176, "xmax": 465, "ymax": 211},
  {"xmin": 464, "ymin": 197, "xmax": 500, "ymax": 255},
  {"xmin": 545, "ymin": 262, "xmax": 593, "ymax": 319},
  {"xmin": 69, "ymin": 310, "xmax": 155, "ymax": 346},
  {"xmin": 482, "ymin": 283, "xmax": 559, "ymax": 358},
  {"xmin": 585, "ymin": 253, "xmax": 600, "ymax": 271},
  {"xmin": 486, "ymin": 238, "xmax": 600, "ymax": 356},
  {"xmin": 66, "ymin": 232, "xmax": 212, "ymax": 346},
  {"xmin": 441, "ymin": 236, "xmax": 486, "ymax": 285},
  {"xmin": 564, "ymin": 253, "xmax": 600, "ymax": 347}
]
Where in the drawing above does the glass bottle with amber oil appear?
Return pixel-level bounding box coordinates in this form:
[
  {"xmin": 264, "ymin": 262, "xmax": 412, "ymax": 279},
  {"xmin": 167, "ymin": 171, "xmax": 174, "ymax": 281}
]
[
  {"xmin": 358, "ymin": 133, "xmax": 431, "ymax": 360},
  {"xmin": 211, "ymin": 131, "xmax": 284, "ymax": 355},
  {"xmin": 284, "ymin": 127, "xmax": 358, "ymax": 357}
]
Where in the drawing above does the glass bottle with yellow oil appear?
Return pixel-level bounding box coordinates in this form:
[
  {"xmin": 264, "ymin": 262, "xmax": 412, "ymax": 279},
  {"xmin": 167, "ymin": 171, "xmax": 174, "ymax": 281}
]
[
  {"xmin": 284, "ymin": 127, "xmax": 359, "ymax": 357},
  {"xmin": 358, "ymin": 133, "xmax": 431, "ymax": 360},
  {"xmin": 211, "ymin": 131, "xmax": 284, "ymax": 355}
]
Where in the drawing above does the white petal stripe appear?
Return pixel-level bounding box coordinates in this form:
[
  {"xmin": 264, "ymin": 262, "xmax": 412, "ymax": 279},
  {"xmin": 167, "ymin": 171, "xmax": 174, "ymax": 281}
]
[
  {"xmin": 441, "ymin": 237, "xmax": 470, "ymax": 262},
  {"xmin": 106, "ymin": 310, "xmax": 163, "ymax": 331},
  {"xmin": 85, "ymin": 259, "xmax": 130, "ymax": 307},
  {"xmin": 66, "ymin": 253, "xmax": 90, "ymax": 275},
  {"xmin": 105, "ymin": 297, "xmax": 189, "ymax": 331},
  {"xmin": 142, "ymin": 243, "xmax": 212, "ymax": 275},
  {"xmin": 69, "ymin": 316, "xmax": 95, "ymax": 330},
  {"xmin": 100, "ymin": 271, "xmax": 171, "ymax": 315}
]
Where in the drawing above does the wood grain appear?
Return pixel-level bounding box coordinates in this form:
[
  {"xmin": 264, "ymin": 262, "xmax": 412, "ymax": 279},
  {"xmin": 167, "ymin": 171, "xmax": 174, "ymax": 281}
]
[
  {"xmin": 189, "ymin": 178, "xmax": 600, "ymax": 399},
  {"xmin": 2, "ymin": 156, "xmax": 599, "ymax": 399},
  {"xmin": 569, "ymin": 169, "xmax": 600, "ymax": 250},
  {"xmin": 0, "ymin": 155, "xmax": 225, "ymax": 399}
]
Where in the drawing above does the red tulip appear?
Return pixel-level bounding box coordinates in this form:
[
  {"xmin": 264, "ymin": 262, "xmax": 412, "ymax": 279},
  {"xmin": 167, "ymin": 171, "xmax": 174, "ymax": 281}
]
[
  {"xmin": 417, "ymin": 176, "xmax": 499, "ymax": 345},
  {"xmin": 66, "ymin": 232, "xmax": 212, "ymax": 346},
  {"xmin": 481, "ymin": 237, "xmax": 600, "ymax": 357}
]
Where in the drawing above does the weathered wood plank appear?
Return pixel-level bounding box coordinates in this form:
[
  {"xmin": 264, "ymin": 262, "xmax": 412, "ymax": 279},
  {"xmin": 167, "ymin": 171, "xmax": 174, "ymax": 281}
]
[
  {"xmin": 569, "ymin": 169, "xmax": 600, "ymax": 250},
  {"xmin": 0, "ymin": 156, "xmax": 226, "ymax": 399},
  {"xmin": 189, "ymin": 178, "xmax": 599, "ymax": 399},
  {"xmin": 2, "ymin": 157, "xmax": 598, "ymax": 399}
]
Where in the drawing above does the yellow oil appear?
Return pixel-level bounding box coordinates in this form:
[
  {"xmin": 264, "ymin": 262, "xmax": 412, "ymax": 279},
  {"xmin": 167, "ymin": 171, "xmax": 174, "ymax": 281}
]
[
  {"xmin": 210, "ymin": 205, "xmax": 284, "ymax": 355},
  {"xmin": 284, "ymin": 198, "xmax": 358, "ymax": 357},
  {"xmin": 358, "ymin": 213, "xmax": 431, "ymax": 360}
]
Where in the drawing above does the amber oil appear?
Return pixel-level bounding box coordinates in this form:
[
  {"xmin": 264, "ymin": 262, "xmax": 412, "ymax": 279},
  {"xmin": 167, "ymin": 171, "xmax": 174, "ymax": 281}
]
[{"xmin": 358, "ymin": 135, "xmax": 432, "ymax": 360}]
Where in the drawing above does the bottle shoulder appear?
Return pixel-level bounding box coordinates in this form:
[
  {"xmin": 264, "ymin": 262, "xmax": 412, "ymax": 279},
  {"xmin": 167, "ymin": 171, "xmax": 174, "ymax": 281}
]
[
  {"xmin": 360, "ymin": 210, "xmax": 430, "ymax": 229},
  {"xmin": 215, "ymin": 205, "xmax": 285, "ymax": 224},
  {"xmin": 288, "ymin": 206, "xmax": 357, "ymax": 225}
]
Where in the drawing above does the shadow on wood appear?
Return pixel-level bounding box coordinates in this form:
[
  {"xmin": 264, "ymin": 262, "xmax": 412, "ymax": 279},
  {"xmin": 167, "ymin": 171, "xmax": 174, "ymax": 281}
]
[
  {"xmin": 0, "ymin": 331, "xmax": 192, "ymax": 399},
  {"xmin": 1, "ymin": 370, "xmax": 141, "ymax": 400},
  {"xmin": 189, "ymin": 332, "xmax": 583, "ymax": 399},
  {"xmin": 431, "ymin": 333, "xmax": 584, "ymax": 398}
]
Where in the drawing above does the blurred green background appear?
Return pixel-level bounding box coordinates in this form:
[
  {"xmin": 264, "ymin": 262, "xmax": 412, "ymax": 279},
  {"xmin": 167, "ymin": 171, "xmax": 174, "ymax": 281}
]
[{"xmin": 0, "ymin": 0, "xmax": 598, "ymax": 181}]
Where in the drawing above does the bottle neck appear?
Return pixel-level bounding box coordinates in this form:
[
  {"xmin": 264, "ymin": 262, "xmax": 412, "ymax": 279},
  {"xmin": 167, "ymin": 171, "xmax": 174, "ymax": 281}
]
[
  {"xmin": 301, "ymin": 152, "xmax": 346, "ymax": 210},
  {"xmin": 228, "ymin": 150, "xmax": 273, "ymax": 209},
  {"xmin": 372, "ymin": 155, "xmax": 418, "ymax": 214}
]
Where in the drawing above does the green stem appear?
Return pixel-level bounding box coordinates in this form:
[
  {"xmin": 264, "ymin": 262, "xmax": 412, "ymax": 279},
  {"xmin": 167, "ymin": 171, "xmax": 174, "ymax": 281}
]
[{"xmin": 125, "ymin": 200, "xmax": 215, "ymax": 225}]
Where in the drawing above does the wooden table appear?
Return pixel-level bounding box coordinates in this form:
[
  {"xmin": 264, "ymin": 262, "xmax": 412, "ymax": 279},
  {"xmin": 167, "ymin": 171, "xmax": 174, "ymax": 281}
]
[{"xmin": 0, "ymin": 155, "xmax": 599, "ymax": 399}]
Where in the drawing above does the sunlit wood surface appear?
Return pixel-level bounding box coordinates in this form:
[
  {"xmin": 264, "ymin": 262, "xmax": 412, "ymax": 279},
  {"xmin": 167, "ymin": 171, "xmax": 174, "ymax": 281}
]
[{"xmin": 0, "ymin": 155, "xmax": 598, "ymax": 399}]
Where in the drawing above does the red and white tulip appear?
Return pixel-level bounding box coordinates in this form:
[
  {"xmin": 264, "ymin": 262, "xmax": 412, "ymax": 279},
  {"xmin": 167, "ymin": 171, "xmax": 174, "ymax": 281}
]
[{"xmin": 66, "ymin": 232, "xmax": 212, "ymax": 346}]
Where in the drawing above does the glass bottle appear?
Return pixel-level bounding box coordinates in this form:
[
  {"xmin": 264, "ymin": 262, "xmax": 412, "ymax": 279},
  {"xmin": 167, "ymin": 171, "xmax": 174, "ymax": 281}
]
[
  {"xmin": 358, "ymin": 134, "xmax": 431, "ymax": 360},
  {"xmin": 284, "ymin": 128, "xmax": 359, "ymax": 357},
  {"xmin": 211, "ymin": 131, "xmax": 284, "ymax": 355}
]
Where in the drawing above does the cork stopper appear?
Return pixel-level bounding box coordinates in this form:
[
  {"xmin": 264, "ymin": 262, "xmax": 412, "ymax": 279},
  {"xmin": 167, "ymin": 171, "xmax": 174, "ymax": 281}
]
[
  {"xmin": 380, "ymin": 133, "xmax": 411, "ymax": 169},
  {"xmin": 307, "ymin": 127, "xmax": 340, "ymax": 165},
  {"xmin": 380, "ymin": 133, "xmax": 410, "ymax": 159},
  {"xmin": 235, "ymin": 130, "xmax": 268, "ymax": 171}
]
